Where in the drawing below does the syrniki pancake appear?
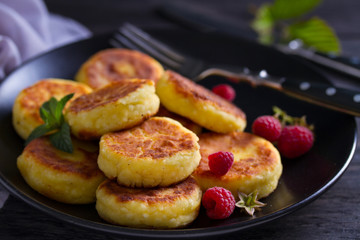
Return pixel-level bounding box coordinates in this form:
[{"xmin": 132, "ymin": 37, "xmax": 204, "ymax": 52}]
[
  {"xmin": 156, "ymin": 70, "xmax": 246, "ymax": 133},
  {"xmin": 75, "ymin": 48, "xmax": 164, "ymax": 89},
  {"xmin": 96, "ymin": 177, "xmax": 202, "ymax": 228},
  {"xmin": 17, "ymin": 137, "xmax": 105, "ymax": 204},
  {"xmin": 98, "ymin": 117, "xmax": 201, "ymax": 188},
  {"xmin": 156, "ymin": 105, "xmax": 202, "ymax": 135},
  {"xmin": 12, "ymin": 78, "xmax": 92, "ymax": 139},
  {"xmin": 192, "ymin": 132, "xmax": 282, "ymax": 199},
  {"xmin": 65, "ymin": 79, "xmax": 160, "ymax": 140}
]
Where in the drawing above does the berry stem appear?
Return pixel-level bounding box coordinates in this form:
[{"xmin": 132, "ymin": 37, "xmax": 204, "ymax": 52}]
[{"xmin": 272, "ymin": 106, "xmax": 314, "ymax": 131}]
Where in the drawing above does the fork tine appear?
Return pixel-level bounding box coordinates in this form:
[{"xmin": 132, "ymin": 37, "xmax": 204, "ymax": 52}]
[
  {"xmin": 117, "ymin": 26, "xmax": 182, "ymax": 70},
  {"xmin": 111, "ymin": 33, "xmax": 143, "ymax": 51},
  {"xmin": 111, "ymin": 30, "xmax": 177, "ymax": 70},
  {"xmin": 123, "ymin": 23, "xmax": 185, "ymax": 63}
]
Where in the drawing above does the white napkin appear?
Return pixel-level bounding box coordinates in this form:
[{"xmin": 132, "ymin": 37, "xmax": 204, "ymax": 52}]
[
  {"xmin": 0, "ymin": 0, "xmax": 92, "ymax": 80},
  {"xmin": 0, "ymin": 0, "xmax": 92, "ymax": 208}
]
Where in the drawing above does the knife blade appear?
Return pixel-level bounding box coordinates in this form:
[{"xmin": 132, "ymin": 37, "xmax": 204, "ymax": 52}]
[{"xmin": 158, "ymin": 2, "xmax": 360, "ymax": 79}]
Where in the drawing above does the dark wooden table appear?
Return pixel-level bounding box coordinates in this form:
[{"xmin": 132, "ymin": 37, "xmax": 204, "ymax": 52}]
[{"xmin": 1, "ymin": 0, "xmax": 359, "ymax": 239}]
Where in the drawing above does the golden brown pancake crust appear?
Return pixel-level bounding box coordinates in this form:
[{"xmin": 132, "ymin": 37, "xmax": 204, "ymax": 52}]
[
  {"xmin": 166, "ymin": 70, "xmax": 245, "ymax": 119},
  {"xmin": 18, "ymin": 79, "xmax": 91, "ymax": 123},
  {"xmin": 98, "ymin": 177, "xmax": 199, "ymax": 205},
  {"xmin": 101, "ymin": 117, "xmax": 197, "ymax": 159},
  {"xmin": 84, "ymin": 49, "xmax": 162, "ymax": 88},
  {"xmin": 194, "ymin": 132, "xmax": 279, "ymax": 181},
  {"xmin": 67, "ymin": 79, "xmax": 149, "ymax": 113},
  {"xmin": 24, "ymin": 137, "xmax": 102, "ymax": 179}
]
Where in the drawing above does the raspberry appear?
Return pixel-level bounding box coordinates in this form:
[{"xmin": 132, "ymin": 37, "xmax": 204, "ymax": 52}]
[
  {"xmin": 252, "ymin": 115, "xmax": 282, "ymax": 142},
  {"xmin": 277, "ymin": 125, "xmax": 314, "ymax": 158},
  {"xmin": 202, "ymin": 187, "xmax": 235, "ymax": 219},
  {"xmin": 208, "ymin": 151, "xmax": 234, "ymax": 175},
  {"xmin": 212, "ymin": 84, "xmax": 236, "ymax": 101}
]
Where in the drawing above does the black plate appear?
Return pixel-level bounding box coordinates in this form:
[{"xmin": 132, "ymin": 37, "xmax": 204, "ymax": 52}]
[{"xmin": 0, "ymin": 30, "xmax": 357, "ymax": 239}]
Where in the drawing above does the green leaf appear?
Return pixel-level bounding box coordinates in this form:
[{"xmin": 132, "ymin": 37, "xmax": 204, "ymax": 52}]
[
  {"xmin": 41, "ymin": 100, "xmax": 51, "ymax": 112},
  {"xmin": 40, "ymin": 99, "xmax": 58, "ymax": 127},
  {"xmin": 55, "ymin": 93, "xmax": 74, "ymax": 123},
  {"xmin": 49, "ymin": 122, "xmax": 73, "ymax": 153},
  {"xmin": 270, "ymin": 0, "xmax": 323, "ymax": 20},
  {"xmin": 251, "ymin": 4, "xmax": 275, "ymax": 45},
  {"xmin": 40, "ymin": 101, "xmax": 50, "ymax": 121},
  {"xmin": 40, "ymin": 107, "xmax": 58, "ymax": 128},
  {"xmin": 26, "ymin": 93, "xmax": 75, "ymax": 153},
  {"xmin": 48, "ymin": 97, "xmax": 58, "ymax": 116},
  {"xmin": 25, "ymin": 124, "xmax": 54, "ymax": 146},
  {"xmin": 39, "ymin": 107, "xmax": 50, "ymax": 123},
  {"xmin": 287, "ymin": 17, "xmax": 341, "ymax": 54}
]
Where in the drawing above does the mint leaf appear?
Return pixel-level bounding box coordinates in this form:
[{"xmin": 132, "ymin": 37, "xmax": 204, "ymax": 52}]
[
  {"xmin": 287, "ymin": 17, "xmax": 341, "ymax": 54},
  {"xmin": 26, "ymin": 93, "xmax": 74, "ymax": 152},
  {"xmin": 40, "ymin": 99, "xmax": 58, "ymax": 127},
  {"xmin": 251, "ymin": 4, "xmax": 275, "ymax": 44},
  {"xmin": 41, "ymin": 100, "xmax": 51, "ymax": 112},
  {"xmin": 48, "ymin": 97, "xmax": 58, "ymax": 116},
  {"xmin": 250, "ymin": 0, "xmax": 341, "ymax": 55},
  {"xmin": 270, "ymin": 0, "xmax": 322, "ymax": 20},
  {"xmin": 25, "ymin": 124, "xmax": 54, "ymax": 146},
  {"xmin": 40, "ymin": 101, "xmax": 50, "ymax": 122},
  {"xmin": 49, "ymin": 123, "xmax": 73, "ymax": 153},
  {"xmin": 55, "ymin": 93, "xmax": 74, "ymax": 123},
  {"xmin": 40, "ymin": 107, "xmax": 58, "ymax": 128},
  {"xmin": 39, "ymin": 107, "xmax": 50, "ymax": 123}
]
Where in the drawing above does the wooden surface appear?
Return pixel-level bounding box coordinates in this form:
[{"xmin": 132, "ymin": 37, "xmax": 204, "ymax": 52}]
[{"xmin": 1, "ymin": 0, "xmax": 360, "ymax": 239}]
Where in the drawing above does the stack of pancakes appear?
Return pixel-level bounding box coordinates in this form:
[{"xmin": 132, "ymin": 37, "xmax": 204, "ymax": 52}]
[{"xmin": 13, "ymin": 48, "xmax": 282, "ymax": 229}]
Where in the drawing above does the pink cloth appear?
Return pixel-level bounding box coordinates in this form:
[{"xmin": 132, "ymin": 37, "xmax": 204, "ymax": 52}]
[
  {"xmin": 0, "ymin": 0, "xmax": 92, "ymax": 207},
  {"xmin": 0, "ymin": 0, "xmax": 91, "ymax": 80}
]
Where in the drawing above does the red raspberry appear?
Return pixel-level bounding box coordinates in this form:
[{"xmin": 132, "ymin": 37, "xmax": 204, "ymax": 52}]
[
  {"xmin": 252, "ymin": 116, "xmax": 282, "ymax": 142},
  {"xmin": 202, "ymin": 187, "xmax": 235, "ymax": 219},
  {"xmin": 212, "ymin": 84, "xmax": 236, "ymax": 101},
  {"xmin": 208, "ymin": 151, "xmax": 234, "ymax": 176},
  {"xmin": 277, "ymin": 125, "xmax": 314, "ymax": 158}
]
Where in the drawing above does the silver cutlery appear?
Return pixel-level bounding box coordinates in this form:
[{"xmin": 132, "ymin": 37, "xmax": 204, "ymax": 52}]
[{"xmin": 110, "ymin": 23, "xmax": 360, "ymax": 116}]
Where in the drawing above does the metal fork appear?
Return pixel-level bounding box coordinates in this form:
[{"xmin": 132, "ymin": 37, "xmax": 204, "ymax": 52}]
[
  {"xmin": 110, "ymin": 23, "xmax": 360, "ymax": 116},
  {"xmin": 110, "ymin": 23, "xmax": 274, "ymax": 86}
]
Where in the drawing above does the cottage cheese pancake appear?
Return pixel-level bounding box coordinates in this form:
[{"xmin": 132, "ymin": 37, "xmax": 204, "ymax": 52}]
[
  {"xmin": 96, "ymin": 177, "xmax": 202, "ymax": 228},
  {"xmin": 192, "ymin": 132, "xmax": 282, "ymax": 199},
  {"xmin": 98, "ymin": 117, "xmax": 201, "ymax": 188},
  {"xmin": 75, "ymin": 48, "xmax": 164, "ymax": 89},
  {"xmin": 12, "ymin": 78, "xmax": 92, "ymax": 139},
  {"xmin": 156, "ymin": 70, "xmax": 246, "ymax": 133},
  {"xmin": 17, "ymin": 137, "xmax": 105, "ymax": 204},
  {"xmin": 65, "ymin": 79, "xmax": 160, "ymax": 140}
]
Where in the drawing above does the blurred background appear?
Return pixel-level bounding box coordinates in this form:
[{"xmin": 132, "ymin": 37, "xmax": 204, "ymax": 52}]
[{"xmin": 44, "ymin": 0, "xmax": 360, "ymax": 56}]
